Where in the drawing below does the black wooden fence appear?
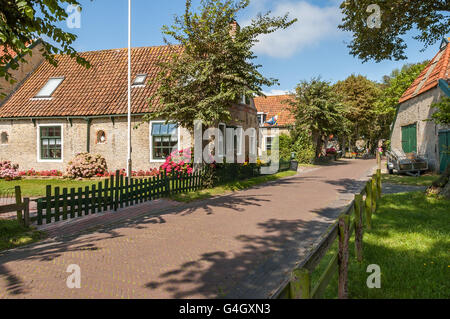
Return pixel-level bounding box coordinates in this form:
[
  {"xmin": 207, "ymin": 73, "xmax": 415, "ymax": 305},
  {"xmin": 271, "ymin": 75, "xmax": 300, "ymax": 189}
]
[{"xmin": 33, "ymin": 170, "xmax": 204, "ymax": 225}]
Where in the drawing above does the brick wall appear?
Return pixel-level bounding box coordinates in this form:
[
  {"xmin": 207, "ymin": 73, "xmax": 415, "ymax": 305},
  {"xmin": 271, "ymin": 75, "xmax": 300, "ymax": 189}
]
[
  {"xmin": 0, "ymin": 42, "xmax": 45, "ymax": 98},
  {"xmin": 0, "ymin": 103, "xmax": 258, "ymax": 172}
]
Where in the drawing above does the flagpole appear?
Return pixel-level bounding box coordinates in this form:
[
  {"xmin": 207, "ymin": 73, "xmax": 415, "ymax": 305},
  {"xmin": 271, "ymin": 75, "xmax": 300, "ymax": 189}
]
[{"xmin": 127, "ymin": 0, "xmax": 132, "ymax": 177}]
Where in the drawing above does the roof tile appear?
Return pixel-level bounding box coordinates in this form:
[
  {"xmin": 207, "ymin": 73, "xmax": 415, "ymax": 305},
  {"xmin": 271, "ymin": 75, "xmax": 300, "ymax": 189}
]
[
  {"xmin": 0, "ymin": 45, "xmax": 181, "ymax": 118},
  {"xmin": 253, "ymin": 95, "xmax": 295, "ymax": 127},
  {"xmin": 399, "ymin": 38, "xmax": 450, "ymax": 103}
]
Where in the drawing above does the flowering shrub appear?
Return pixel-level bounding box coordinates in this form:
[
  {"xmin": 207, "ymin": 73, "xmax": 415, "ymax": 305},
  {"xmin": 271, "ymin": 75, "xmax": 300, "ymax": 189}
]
[
  {"xmin": 0, "ymin": 160, "xmax": 20, "ymax": 181},
  {"xmin": 131, "ymin": 169, "xmax": 160, "ymax": 177},
  {"xmin": 160, "ymin": 149, "xmax": 193, "ymax": 175},
  {"xmin": 18, "ymin": 169, "xmax": 64, "ymax": 177},
  {"xmin": 65, "ymin": 153, "xmax": 108, "ymax": 178}
]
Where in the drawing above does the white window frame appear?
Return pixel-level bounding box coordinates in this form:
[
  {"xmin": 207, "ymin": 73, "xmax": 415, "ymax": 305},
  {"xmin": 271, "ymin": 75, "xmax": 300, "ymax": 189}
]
[
  {"xmin": 132, "ymin": 74, "xmax": 148, "ymax": 87},
  {"xmin": 265, "ymin": 135, "xmax": 274, "ymax": 152},
  {"xmin": 149, "ymin": 120, "xmax": 181, "ymax": 163},
  {"xmin": 34, "ymin": 77, "xmax": 65, "ymax": 99},
  {"xmin": 257, "ymin": 112, "xmax": 266, "ymax": 126},
  {"xmin": 37, "ymin": 123, "xmax": 64, "ymax": 163}
]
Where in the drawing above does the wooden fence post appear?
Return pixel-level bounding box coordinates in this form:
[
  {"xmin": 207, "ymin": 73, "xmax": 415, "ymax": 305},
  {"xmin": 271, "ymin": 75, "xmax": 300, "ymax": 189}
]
[
  {"xmin": 354, "ymin": 194, "xmax": 364, "ymax": 262},
  {"xmin": 338, "ymin": 214, "xmax": 350, "ymax": 299},
  {"xmin": 46, "ymin": 185, "xmax": 52, "ymax": 224},
  {"xmin": 15, "ymin": 186, "xmax": 23, "ymax": 225},
  {"xmin": 371, "ymin": 178, "xmax": 377, "ymax": 213},
  {"xmin": 365, "ymin": 181, "xmax": 372, "ymax": 230},
  {"xmin": 376, "ymin": 169, "xmax": 382, "ymax": 198},
  {"xmin": 23, "ymin": 198, "xmax": 30, "ymax": 227},
  {"xmin": 290, "ymin": 268, "xmax": 310, "ymax": 299},
  {"xmin": 114, "ymin": 170, "xmax": 120, "ymax": 211}
]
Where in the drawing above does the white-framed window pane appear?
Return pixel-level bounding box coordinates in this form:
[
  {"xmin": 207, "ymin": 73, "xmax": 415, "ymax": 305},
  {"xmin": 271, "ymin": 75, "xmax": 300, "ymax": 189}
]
[
  {"xmin": 36, "ymin": 78, "xmax": 64, "ymax": 98},
  {"xmin": 151, "ymin": 122, "xmax": 179, "ymax": 160},
  {"xmin": 40, "ymin": 126, "xmax": 62, "ymax": 160},
  {"xmin": 133, "ymin": 74, "xmax": 147, "ymax": 85}
]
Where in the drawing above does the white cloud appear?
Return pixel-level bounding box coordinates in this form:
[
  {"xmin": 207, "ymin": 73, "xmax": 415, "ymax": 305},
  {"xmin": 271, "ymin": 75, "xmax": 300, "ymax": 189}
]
[
  {"xmin": 261, "ymin": 89, "xmax": 294, "ymax": 96},
  {"xmin": 244, "ymin": 1, "xmax": 343, "ymax": 58}
]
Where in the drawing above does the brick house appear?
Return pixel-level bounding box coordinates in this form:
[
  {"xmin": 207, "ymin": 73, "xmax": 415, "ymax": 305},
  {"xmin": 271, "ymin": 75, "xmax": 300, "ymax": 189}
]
[
  {"xmin": 0, "ymin": 45, "xmax": 258, "ymax": 172},
  {"xmin": 391, "ymin": 37, "xmax": 450, "ymax": 173},
  {"xmin": 254, "ymin": 94, "xmax": 295, "ymax": 154}
]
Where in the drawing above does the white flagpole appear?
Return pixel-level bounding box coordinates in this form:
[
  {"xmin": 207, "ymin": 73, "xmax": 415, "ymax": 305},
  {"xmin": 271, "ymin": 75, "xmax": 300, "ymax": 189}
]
[{"xmin": 127, "ymin": 0, "xmax": 132, "ymax": 177}]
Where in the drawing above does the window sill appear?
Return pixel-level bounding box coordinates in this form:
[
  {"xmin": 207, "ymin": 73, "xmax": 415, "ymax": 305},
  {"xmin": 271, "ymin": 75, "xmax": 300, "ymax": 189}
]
[{"xmin": 38, "ymin": 159, "xmax": 63, "ymax": 163}]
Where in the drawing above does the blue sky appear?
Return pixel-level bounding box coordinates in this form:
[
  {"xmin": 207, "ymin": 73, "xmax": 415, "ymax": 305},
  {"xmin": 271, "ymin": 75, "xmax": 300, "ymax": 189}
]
[{"xmin": 61, "ymin": 0, "xmax": 442, "ymax": 94}]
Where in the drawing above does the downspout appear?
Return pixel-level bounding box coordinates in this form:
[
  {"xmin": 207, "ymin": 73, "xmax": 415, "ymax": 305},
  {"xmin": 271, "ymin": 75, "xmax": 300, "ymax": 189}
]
[{"xmin": 86, "ymin": 118, "xmax": 92, "ymax": 153}]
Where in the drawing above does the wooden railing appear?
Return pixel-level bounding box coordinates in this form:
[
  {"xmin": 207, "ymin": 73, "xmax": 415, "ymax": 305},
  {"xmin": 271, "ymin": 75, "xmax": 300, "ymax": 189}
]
[
  {"xmin": 0, "ymin": 186, "xmax": 31, "ymax": 227},
  {"xmin": 272, "ymin": 169, "xmax": 382, "ymax": 299}
]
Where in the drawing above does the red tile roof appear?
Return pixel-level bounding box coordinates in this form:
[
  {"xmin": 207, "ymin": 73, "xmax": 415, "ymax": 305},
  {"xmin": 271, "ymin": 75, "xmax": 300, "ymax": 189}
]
[
  {"xmin": 0, "ymin": 41, "xmax": 36, "ymax": 64},
  {"xmin": 253, "ymin": 94, "xmax": 295, "ymax": 127},
  {"xmin": 399, "ymin": 38, "xmax": 450, "ymax": 103},
  {"xmin": 0, "ymin": 45, "xmax": 19, "ymax": 61},
  {"xmin": 0, "ymin": 45, "xmax": 181, "ymax": 118}
]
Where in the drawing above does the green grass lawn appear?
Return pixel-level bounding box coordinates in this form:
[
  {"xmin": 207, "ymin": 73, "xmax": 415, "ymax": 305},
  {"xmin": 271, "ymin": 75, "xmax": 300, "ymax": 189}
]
[
  {"xmin": 381, "ymin": 174, "xmax": 438, "ymax": 186},
  {"xmin": 171, "ymin": 171, "xmax": 298, "ymax": 202},
  {"xmin": 0, "ymin": 220, "xmax": 45, "ymax": 252},
  {"xmin": 0, "ymin": 179, "xmax": 105, "ymax": 197},
  {"xmin": 311, "ymin": 191, "xmax": 450, "ymax": 299}
]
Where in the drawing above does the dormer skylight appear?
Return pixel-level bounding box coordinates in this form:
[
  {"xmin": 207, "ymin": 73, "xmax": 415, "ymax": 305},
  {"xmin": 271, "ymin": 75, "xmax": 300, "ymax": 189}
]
[
  {"xmin": 133, "ymin": 74, "xmax": 147, "ymax": 86},
  {"xmin": 35, "ymin": 77, "xmax": 64, "ymax": 98}
]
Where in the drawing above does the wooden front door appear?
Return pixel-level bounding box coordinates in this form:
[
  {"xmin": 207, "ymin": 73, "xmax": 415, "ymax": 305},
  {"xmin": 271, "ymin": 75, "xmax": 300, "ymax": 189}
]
[
  {"xmin": 438, "ymin": 130, "xmax": 450, "ymax": 173},
  {"xmin": 401, "ymin": 124, "xmax": 417, "ymax": 154}
]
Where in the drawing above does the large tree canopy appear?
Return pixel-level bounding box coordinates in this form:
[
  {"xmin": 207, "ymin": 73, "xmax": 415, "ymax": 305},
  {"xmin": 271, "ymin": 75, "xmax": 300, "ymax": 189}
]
[
  {"xmin": 146, "ymin": 0, "xmax": 296, "ymax": 130},
  {"xmin": 373, "ymin": 61, "xmax": 428, "ymax": 141},
  {"xmin": 339, "ymin": 0, "xmax": 449, "ymax": 62},
  {"xmin": 289, "ymin": 77, "xmax": 348, "ymax": 157},
  {"xmin": 431, "ymin": 97, "xmax": 450, "ymax": 126},
  {"xmin": 0, "ymin": 0, "xmax": 90, "ymax": 97},
  {"xmin": 334, "ymin": 74, "xmax": 381, "ymax": 147}
]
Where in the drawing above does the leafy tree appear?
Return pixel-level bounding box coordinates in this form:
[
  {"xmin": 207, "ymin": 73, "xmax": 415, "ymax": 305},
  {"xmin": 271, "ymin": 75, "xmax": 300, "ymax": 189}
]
[
  {"xmin": 339, "ymin": 0, "xmax": 449, "ymax": 62},
  {"xmin": 289, "ymin": 77, "xmax": 347, "ymax": 157},
  {"xmin": 0, "ymin": 0, "xmax": 90, "ymax": 97},
  {"xmin": 431, "ymin": 97, "xmax": 450, "ymax": 125},
  {"xmin": 145, "ymin": 0, "xmax": 296, "ymax": 130},
  {"xmin": 374, "ymin": 61, "xmax": 428, "ymax": 140},
  {"xmin": 334, "ymin": 74, "xmax": 381, "ymax": 150}
]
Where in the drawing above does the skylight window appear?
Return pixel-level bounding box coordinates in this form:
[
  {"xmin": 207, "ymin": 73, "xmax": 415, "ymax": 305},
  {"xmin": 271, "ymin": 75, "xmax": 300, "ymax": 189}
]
[
  {"xmin": 133, "ymin": 74, "xmax": 147, "ymax": 86},
  {"xmin": 35, "ymin": 77, "xmax": 64, "ymax": 98}
]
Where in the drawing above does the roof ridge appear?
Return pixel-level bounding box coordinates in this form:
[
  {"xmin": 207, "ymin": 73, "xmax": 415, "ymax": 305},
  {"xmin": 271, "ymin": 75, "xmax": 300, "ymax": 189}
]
[{"xmin": 76, "ymin": 44, "xmax": 181, "ymax": 55}]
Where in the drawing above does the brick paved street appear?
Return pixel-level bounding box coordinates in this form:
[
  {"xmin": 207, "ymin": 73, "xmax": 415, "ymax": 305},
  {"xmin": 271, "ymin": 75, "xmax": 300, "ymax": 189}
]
[{"xmin": 0, "ymin": 159, "xmax": 376, "ymax": 299}]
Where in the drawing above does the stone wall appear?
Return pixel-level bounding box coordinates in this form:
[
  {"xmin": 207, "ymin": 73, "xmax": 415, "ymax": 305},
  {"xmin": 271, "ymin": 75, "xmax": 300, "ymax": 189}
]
[{"xmin": 391, "ymin": 87, "xmax": 449, "ymax": 172}]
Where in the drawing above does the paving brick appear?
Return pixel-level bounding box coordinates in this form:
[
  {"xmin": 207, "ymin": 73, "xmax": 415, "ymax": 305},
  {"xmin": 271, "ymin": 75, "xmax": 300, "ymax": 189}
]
[{"xmin": 0, "ymin": 159, "xmax": 376, "ymax": 299}]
